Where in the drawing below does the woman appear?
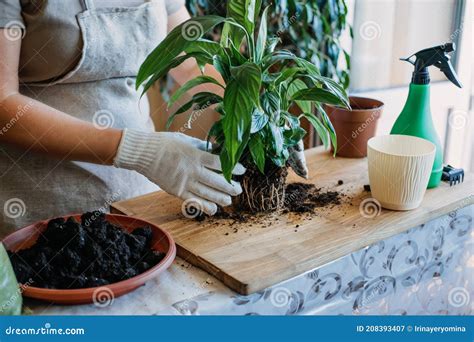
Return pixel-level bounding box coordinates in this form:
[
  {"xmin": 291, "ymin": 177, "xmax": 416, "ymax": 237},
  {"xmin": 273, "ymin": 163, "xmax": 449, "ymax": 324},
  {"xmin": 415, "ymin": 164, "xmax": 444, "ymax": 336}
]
[{"xmin": 0, "ymin": 0, "xmax": 307, "ymax": 236}]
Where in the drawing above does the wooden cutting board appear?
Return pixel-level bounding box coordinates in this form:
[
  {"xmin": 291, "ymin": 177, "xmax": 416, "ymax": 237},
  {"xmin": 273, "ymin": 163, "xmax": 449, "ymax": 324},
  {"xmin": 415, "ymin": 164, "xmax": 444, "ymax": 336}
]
[{"xmin": 111, "ymin": 147, "xmax": 474, "ymax": 295}]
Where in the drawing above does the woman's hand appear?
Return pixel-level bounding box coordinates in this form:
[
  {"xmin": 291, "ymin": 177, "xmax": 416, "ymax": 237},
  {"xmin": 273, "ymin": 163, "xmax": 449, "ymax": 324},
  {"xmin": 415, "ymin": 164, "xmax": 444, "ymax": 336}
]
[{"xmin": 113, "ymin": 130, "xmax": 245, "ymax": 215}]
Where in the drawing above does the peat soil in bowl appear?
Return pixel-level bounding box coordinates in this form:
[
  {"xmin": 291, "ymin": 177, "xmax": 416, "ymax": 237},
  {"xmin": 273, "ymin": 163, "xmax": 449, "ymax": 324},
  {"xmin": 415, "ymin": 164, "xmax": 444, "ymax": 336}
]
[{"xmin": 7, "ymin": 212, "xmax": 165, "ymax": 289}]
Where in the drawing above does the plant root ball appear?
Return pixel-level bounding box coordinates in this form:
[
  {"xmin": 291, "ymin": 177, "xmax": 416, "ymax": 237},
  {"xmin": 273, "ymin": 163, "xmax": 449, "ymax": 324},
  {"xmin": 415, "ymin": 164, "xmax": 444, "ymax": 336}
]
[{"xmin": 233, "ymin": 163, "xmax": 288, "ymax": 213}]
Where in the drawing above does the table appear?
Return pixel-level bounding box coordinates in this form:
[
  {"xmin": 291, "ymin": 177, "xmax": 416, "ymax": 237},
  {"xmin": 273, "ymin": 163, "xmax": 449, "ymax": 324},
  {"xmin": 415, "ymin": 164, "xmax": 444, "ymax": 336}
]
[
  {"xmin": 110, "ymin": 147, "xmax": 474, "ymax": 296},
  {"xmin": 26, "ymin": 205, "xmax": 473, "ymax": 315}
]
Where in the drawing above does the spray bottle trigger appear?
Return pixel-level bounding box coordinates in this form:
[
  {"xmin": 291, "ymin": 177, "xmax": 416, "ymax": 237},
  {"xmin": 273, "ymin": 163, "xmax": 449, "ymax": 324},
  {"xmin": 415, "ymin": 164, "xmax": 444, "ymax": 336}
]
[
  {"xmin": 435, "ymin": 60, "xmax": 463, "ymax": 88},
  {"xmin": 402, "ymin": 42, "xmax": 463, "ymax": 88}
]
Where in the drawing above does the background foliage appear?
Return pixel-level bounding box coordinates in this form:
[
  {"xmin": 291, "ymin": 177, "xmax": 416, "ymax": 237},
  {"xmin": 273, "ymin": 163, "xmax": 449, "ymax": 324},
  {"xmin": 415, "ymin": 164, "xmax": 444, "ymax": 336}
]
[{"xmin": 186, "ymin": 0, "xmax": 351, "ymax": 88}]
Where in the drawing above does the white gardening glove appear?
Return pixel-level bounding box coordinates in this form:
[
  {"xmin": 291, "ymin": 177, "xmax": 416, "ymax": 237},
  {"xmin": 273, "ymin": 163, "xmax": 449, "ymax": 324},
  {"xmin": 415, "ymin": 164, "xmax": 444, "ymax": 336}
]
[
  {"xmin": 114, "ymin": 129, "xmax": 245, "ymax": 215},
  {"xmin": 288, "ymin": 140, "xmax": 308, "ymax": 179}
]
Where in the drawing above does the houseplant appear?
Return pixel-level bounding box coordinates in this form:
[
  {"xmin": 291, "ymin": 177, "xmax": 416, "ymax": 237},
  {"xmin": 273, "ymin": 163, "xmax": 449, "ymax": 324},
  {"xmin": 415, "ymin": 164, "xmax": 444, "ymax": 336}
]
[
  {"xmin": 185, "ymin": 0, "xmax": 351, "ymax": 88},
  {"xmin": 185, "ymin": 0, "xmax": 352, "ymax": 148},
  {"xmin": 137, "ymin": 0, "xmax": 349, "ymax": 213}
]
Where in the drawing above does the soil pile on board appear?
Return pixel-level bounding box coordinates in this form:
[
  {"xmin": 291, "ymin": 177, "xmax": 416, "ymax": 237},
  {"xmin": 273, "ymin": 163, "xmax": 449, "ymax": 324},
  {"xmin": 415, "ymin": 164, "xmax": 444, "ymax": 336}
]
[
  {"xmin": 284, "ymin": 183, "xmax": 341, "ymax": 213},
  {"xmin": 196, "ymin": 182, "xmax": 342, "ymax": 222},
  {"xmin": 8, "ymin": 211, "xmax": 165, "ymax": 289}
]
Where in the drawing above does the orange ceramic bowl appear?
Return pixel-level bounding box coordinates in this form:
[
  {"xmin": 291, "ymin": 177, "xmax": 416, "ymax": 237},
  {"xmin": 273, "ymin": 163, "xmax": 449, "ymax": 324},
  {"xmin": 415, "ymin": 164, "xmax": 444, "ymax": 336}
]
[{"xmin": 2, "ymin": 214, "xmax": 176, "ymax": 305}]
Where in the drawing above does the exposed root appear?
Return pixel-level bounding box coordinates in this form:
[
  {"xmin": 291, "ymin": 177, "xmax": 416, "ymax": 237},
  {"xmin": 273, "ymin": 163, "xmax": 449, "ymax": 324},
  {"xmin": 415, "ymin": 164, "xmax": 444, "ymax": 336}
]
[{"xmin": 233, "ymin": 164, "xmax": 288, "ymax": 213}]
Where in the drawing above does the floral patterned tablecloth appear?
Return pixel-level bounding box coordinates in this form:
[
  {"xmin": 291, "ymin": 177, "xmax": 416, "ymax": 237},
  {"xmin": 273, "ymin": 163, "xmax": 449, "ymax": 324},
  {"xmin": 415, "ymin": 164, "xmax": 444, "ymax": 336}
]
[{"xmin": 29, "ymin": 205, "xmax": 473, "ymax": 315}]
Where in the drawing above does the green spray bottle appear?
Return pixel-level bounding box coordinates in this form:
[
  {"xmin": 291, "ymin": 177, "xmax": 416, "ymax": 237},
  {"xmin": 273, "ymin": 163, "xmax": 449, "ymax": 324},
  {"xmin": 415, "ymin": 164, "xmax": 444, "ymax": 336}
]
[{"xmin": 391, "ymin": 43, "xmax": 462, "ymax": 188}]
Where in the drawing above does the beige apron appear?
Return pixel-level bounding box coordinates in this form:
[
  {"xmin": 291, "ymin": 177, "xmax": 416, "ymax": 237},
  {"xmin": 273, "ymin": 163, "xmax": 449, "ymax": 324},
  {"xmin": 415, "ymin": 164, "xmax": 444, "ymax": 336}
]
[{"xmin": 0, "ymin": 0, "xmax": 166, "ymax": 236}]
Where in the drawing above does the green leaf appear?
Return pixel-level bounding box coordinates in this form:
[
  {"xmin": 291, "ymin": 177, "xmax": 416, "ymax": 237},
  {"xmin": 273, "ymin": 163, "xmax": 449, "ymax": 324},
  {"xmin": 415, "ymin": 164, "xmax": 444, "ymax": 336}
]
[
  {"xmin": 221, "ymin": 102, "xmax": 252, "ymax": 163},
  {"xmin": 140, "ymin": 52, "xmax": 210, "ymax": 95},
  {"xmin": 222, "ymin": 0, "xmax": 262, "ymax": 54},
  {"xmin": 270, "ymin": 150, "xmax": 289, "ymax": 167},
  {"xmin": 281, "ymin": 112, "xmax": 306, "ymax": 147},
  {"xmin": 184, "ymin": 40, "xmax": 225, "ymax": 69},
  {"xmin": 262, "ymin": 73, "xmax": 279, "ymax": 83},
  {"xmin": 227, "ymin": 0, "xmax": 261, "ymax": 36},
  {"xmin": 295, "ymin": 54, "xmax": 321, "ymax": 75},
  {"xmin": 282, "ymin": 111, "xmax": 299, "ymax": 127},
  {"xmin": 251, "ymin": 108, "xmax": 269, "ymax": 133},
  {"xmin": 269, "ymin": 122, "xmax": 284, "ymax": 155},
  {"xmin": 261, "ymin": 91, "xmax": 280, "ymax": 114},
  {"xmin": 221, "ymin": 62, "xmax": 262, "ymax": 177},
  {"xmin": 219, "ymin": 147, "xmax": 234, "ymax": 181},
  {"xmin": 168, "ymin": 76, "xmax": 224, "ymax": 109},
  {"xmin": 0, "ymin": 243, "xmax": 22, "ymax": 315},
  {"xmin": 291, "ymin": 87, "xmax": 347, "ymax": 107},
  {"xmin": 166, "ymin": 92, "xmax": 223, "ymax": 129},
  {"xmin": 237, "ymin": 128, "xmax": 251, "ymax": 165},
  {"xmin": 184, "ymin": 39, "xmax": 223, "ymax": 58},
  {"xmin": 344, "ymin": 50, "xmax": 351, "ymax": 71},
  {"xmin": 220, "ymin": 129, "xmax": 250, "ymax": 182},
  {"xmin": 249, "ymin": 133, "xmax": 266, "ymax": 173},
  {"xmin": 316, "ymin": 103, "xmax": 338, "ymax": 153},
  {"xmin": 220, "ymin": 22, "xmax": 239, "ymax": 48},
  {"xmin": 137, "ymin": 16, "xmax": 227, "ymax": 89},
  {"xmin": 264, "ymin": 37, "xmax": 280, "ymax": 55},
  {"xmin": 255, "ymin": 6, "xmax": 270, "ymax": 63},
  {"xmin": 287, "ymin": 79, "xmax": 312, "ymax": 114},
  {"xmin": 274, "ymin": 67, "xmax": 304, "ymax": 87},
  {"xmin": 322, "ymin": 77, "xmax": 351, "ymax": 109},
  {"xmin": 295, "ymin": 57, "xmax": 350, "ymax": 108},
  {"xmin": 262, "ymin": 50, "xmax": 297, "ymax": 70},
  {"xmin": 226, "ymin": 42, "xmax": 247, "ymax": 65},
  {"xmin": 303, "ymin": 112, "xmax": 330, "ymax": 148},
  {"xmin": 283, "ymin": 125, "xmax": 307, "ymax": 147},
  {"xmin": 229, "ymin": 64, "xmax": 261, "ymax": 103},
  {"xmin": 207, "ymin": 120, "xmax": 224, "ymax": 147},
  {"xmin": 213, "ymin": 55, "xmax": 231, "ymax": 83}
]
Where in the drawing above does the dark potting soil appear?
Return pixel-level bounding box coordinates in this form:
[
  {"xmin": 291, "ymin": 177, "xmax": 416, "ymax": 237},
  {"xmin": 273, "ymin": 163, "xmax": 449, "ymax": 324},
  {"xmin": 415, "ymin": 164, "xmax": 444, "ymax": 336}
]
[
  {"xmin": 196, "ymin": 182, "xmax": 342, "ymax": 222},
  {"xmin": 7, "ymin": 212, "xmax": 165, "ymax": 289},
  {"xmin": 284, "ymin": 183, "xmax": 341, "ymax": 213}
]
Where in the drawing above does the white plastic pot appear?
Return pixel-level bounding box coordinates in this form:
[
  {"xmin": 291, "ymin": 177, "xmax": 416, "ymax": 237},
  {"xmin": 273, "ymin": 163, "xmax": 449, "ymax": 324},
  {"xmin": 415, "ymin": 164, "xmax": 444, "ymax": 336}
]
[{"xmin": 367, "ymin": 135, "xmax": 436, "ymax": 211}]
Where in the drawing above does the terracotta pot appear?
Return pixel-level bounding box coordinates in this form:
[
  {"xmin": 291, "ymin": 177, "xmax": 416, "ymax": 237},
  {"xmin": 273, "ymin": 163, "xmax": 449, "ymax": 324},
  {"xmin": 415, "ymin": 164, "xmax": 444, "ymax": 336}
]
[
  {"xmin": 325, "ymin": 96, "xmax": 384, "ymax": 158},
  {"xmin": 2, "ymin": 214, "xmax": 176, "ymax": 305}
]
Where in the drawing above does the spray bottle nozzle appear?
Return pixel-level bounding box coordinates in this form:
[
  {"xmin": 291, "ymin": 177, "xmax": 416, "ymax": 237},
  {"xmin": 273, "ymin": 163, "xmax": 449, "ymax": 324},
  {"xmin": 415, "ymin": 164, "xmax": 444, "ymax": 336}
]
[
  {"xmin": 443, "ymin": 42, "xmax": 455, "ymax": 53},
  {"xmin": 401, "ymin": 42, "xmax": 462, "ymax": 88}
]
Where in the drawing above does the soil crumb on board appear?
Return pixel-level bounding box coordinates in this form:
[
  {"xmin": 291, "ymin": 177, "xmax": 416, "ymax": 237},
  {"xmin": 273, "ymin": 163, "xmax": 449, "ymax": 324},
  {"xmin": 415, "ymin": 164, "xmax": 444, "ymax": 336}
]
[{"xmin": 8, "ymin": 211, "xmax": 165, "ymax": 289}]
